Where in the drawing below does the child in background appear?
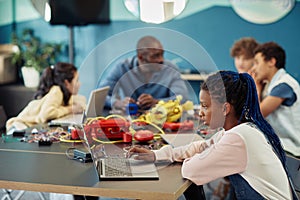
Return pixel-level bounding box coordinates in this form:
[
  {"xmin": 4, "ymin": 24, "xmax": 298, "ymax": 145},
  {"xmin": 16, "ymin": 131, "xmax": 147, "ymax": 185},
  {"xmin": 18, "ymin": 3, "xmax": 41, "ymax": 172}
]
[
  {"xmin": 127, "ymin": 70, "xmax": 298, "ymax": 200},
  {"xmin": 231, "ymin": 37, "xmax": 269, "ymax": 101},
  {"xmin": 6, "ymin": 62, "xmax": 86, "ymax": 131},
  {"xmin": 230, "ymin": 37, "xmax": 259, "ymax": 73},
  {"xmin": 251, "ymin": 41, "xmax": 300, "ymax": 147}
]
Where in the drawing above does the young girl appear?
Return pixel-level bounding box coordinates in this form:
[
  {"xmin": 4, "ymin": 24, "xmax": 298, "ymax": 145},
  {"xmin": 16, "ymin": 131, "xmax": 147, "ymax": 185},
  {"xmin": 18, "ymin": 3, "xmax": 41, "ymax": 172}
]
[
  {"xmin": 127, "ymin": 71, "xmax": 298, "ymax": 200},
  {"xmin": 6, "ymin": 62, "xmax": 86, "ymax": 131}
]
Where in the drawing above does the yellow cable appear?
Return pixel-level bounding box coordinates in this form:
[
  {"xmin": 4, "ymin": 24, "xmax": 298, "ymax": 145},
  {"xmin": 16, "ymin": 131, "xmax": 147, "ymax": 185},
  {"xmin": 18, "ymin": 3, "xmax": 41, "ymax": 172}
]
[
  {"xmin": 59, "ymin": 134, "xmax": 83, "ymax": 143},
  {"xmin": 92, "ymin": 137, "xmax": 124, "ymax": 144},
  {"xmin": 85, "ymin": 114, "xmax": 127, "ymax": 125},
  {"xmin": 86, "ymin": 117, "xmax": 102, "ymax": 125},
  {"xmin": 131, "ymin": 119, "xmax": 165, "ymax": 135},
  {"xmin": 105, "ymin": 114, "xmax": 127, "ymax": 121}
]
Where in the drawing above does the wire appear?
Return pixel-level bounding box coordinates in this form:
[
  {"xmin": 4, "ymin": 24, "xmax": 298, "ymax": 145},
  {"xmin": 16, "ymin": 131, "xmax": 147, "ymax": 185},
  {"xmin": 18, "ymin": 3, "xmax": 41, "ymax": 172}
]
[
  {"xmin": 85, "ymin": 116, "xmax": 105, "ymax": 125},
  {"xmin": 131, "ymin": 119, "xmax": 165, "ymax": 135},
  {"xmin": 59, "ymin": 134, "xmax": 83, "ymax": 143},
  {"xmin": 65, "ymin": 147, "xmax": 76, "ymax": 159},
  {"xmin": 92, "ymin": 137, "xmax": 124, "ymax": 144},
  {"xmin": 85, "ymin": 114, "xmax": 127, "ymax": 125},
  {"xmin": 105, "ymin": 114, "xmax": 127, "ymax": 121}
]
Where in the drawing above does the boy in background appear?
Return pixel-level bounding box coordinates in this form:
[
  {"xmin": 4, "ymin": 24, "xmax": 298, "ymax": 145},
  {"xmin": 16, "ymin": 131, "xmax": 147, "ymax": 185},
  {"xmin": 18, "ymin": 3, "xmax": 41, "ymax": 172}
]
[
  {"xmin": 230, "ymin": 37, "xmax": 259, "ymax": 73},
  {"xmin": 251, "ymin": 41, "xmax": 300, "ymax": 147}
]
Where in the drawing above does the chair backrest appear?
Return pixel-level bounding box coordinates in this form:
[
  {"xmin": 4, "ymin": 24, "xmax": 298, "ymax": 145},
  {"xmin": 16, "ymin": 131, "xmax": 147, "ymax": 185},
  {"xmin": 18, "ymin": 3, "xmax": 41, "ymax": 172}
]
[
  {"xmin": 0, "ymin": 105, "xmax": 7, "ymax": 129},
  {"xmin": 286, "ymin": 154, "xmax": 300, "ymax": 194}
]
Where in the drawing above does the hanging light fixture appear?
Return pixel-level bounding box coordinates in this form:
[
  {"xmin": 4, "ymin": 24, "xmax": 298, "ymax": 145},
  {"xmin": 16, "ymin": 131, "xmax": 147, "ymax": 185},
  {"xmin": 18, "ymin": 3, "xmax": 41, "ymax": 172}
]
[
  {"xmin": 124, "ymin": 0, "xmax": 188, "ymax": 24},
  {"xmin": 230, "ymin": 0, "xmax": 295, "ymax": 24}
]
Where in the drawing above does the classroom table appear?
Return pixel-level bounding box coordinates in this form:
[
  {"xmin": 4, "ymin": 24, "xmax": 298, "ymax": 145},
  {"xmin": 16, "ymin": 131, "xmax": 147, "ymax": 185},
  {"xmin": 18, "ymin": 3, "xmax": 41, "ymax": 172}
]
[{"xmin": 0, "ymin": 137, "xmax": 193, "ymax": 200}]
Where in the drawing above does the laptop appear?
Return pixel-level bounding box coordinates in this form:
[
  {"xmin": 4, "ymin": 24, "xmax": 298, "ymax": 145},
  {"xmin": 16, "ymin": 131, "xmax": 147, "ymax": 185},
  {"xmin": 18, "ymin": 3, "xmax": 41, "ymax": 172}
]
[
  {"xmin": 49, "ymin": 86, "xmax": 110, "ymax": 126},
  {"xmin": 79, "ymin": 125, "xmax": 159, "ymax": 180}
]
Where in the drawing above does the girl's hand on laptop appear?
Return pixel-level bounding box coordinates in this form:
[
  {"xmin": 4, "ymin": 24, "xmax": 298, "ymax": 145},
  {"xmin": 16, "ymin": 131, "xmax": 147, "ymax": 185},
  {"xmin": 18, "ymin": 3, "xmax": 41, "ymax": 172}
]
[
  {"xmin": 126, "ymin": 146, "xmax": 155, "ymax": 162},
  {"xmin": 70, "ymin": 102, "xmax": 84, "ymax": 114}
]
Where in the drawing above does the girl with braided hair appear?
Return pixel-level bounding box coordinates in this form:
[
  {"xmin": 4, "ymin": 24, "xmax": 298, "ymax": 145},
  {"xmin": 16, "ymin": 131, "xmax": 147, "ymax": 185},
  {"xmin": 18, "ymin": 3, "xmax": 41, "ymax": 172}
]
[
  {"xmin": 6, "ymin": 62, "xmax": 86, "ymax": 131},
  {"xmin": 128, "ymin": 70, "xmax": 298, "ymax": 200}
]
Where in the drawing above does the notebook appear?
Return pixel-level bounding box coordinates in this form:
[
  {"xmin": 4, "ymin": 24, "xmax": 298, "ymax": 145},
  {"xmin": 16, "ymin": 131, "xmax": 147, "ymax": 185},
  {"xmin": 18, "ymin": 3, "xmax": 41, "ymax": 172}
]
[
  {"xmin": 80, "ymin": 125, "xmax": 160, "ymax": 180},
  {"xmin": 49, "ymin": 86, "xmax": 110, "ymax": 125}
]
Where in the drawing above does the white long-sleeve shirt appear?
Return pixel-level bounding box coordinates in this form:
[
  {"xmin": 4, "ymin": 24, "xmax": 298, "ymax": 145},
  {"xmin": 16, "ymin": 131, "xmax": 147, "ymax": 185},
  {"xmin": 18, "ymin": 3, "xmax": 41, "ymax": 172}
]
[{"xmin": 154, "ymin": 123, "xmax": 292, "ymax": 200}]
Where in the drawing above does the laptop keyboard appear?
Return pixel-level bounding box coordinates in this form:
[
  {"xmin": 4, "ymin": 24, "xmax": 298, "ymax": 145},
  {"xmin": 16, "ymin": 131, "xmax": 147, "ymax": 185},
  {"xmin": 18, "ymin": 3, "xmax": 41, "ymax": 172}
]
[{"xmin": 101, "ymin": 157, "xmax": 133, "ymax": 177}]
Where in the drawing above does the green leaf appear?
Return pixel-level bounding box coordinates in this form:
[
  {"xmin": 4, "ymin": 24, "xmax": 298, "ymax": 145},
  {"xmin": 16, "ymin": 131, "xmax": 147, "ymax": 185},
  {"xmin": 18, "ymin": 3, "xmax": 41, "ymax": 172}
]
[{"xmin": 11, "ymin": 28, "xmax": 64, "ymax": 73}]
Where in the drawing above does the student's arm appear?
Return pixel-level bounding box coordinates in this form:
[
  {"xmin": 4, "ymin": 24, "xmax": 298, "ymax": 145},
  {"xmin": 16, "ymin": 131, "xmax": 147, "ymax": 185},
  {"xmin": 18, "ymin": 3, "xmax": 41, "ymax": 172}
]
[
  {"xmin": 260, "ymin": 83, "xmax": 295, "ymax": 117},
  {"xmin": 154, "ymin": 140, "xmax": 209, "ymax": 162},
  {"xmin": 181, "ymin": 133, "xmax": 247, "ymax": 185},
  {"xmin": 71, "ymin": 95, "xmax": 86, "ymax": 110},
  {"xmin": 154, "ymin": 129, "xmax": 223, "ymax": 163},
  {"xmin": 248, "ymin": 69, "xmax": 267, "ymax": 102},
  {"xmin": 38, "ymin": 87, "xmax": 71, "ymax": 122},
  {"xmin": 260, "ymin": 96, "xmax": 284, "ymax": 117},
  {"xmin": 127, "ymin": 140, "xmax": 208, "ymax": 163}
]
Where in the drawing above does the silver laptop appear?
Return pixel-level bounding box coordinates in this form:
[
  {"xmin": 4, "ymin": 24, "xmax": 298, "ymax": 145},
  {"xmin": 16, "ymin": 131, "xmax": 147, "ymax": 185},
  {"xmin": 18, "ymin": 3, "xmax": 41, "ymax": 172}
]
[
  {"xmin": 49, "ymin": 86, "xmax": 110, "ymax": 125},
  {"xmin": 79, "ymin": 125, "xmax": 159, "ymax": 180},
  {"xmin": 85, "ymin": 86, "xmax": 110, "ymax": 119}
]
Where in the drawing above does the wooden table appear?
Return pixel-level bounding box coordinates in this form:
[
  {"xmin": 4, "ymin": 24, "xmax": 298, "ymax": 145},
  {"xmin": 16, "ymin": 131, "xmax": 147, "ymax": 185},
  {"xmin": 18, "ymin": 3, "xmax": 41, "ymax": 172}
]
[{"xmin": 0, "ymin": 140, "xmax": 192, "ymax": 200}]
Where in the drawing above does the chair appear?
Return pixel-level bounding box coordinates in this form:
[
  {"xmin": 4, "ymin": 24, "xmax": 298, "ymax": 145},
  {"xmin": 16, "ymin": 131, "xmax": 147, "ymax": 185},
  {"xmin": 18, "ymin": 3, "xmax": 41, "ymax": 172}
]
[
  {"xmin": 183, "ymin": 183, "xmax": 206, "ymax": 200},
  {"xmin": 1, "ymin": 189, "xmax": 46, "ymax": 200},
  {"xmin": 0, "ymin": 105, "xmax": 7, "ymax": 131},
  {"xmin": 286, "ymin": 154, "xmax": 300, "ymax": 198}
]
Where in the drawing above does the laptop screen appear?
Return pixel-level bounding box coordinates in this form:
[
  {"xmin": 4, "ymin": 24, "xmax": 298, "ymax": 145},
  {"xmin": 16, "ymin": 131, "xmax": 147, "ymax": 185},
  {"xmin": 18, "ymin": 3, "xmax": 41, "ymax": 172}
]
[{"xmin": 85, "ymin": 86, "xmax": 110, "ymax": 118}]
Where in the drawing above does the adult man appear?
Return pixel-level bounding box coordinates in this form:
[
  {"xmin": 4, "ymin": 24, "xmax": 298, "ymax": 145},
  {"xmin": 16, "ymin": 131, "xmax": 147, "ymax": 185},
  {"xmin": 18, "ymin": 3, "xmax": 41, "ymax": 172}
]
[
  {"xmin": 98, "ymin": 36, "xmax": 189, "ymax": 111},
  {"xmin": 251, "ymin": 41, "xmax": 300, "ymax": 146}
]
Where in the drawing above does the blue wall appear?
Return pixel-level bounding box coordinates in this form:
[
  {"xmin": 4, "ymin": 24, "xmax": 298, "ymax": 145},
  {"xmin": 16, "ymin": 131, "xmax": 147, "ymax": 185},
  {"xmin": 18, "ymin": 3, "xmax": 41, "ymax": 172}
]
[{"xmin": 1, "ymin": 3, "xmax": 300, "ymax": 101}]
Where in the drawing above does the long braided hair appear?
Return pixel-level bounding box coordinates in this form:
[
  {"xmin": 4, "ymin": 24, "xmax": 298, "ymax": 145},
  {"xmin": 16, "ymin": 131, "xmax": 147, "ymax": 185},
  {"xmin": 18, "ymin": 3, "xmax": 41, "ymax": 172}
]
[
  {"xmin": 34, "ymin": 62, "xmax": 77, "ymax": 105},
  {"xmin": 201, "ymin": 70, "xmax": 298, "ymax": 199},
  {"xmin": 201, "ymin": 71, "xmax": 284, "ymax": 160}
]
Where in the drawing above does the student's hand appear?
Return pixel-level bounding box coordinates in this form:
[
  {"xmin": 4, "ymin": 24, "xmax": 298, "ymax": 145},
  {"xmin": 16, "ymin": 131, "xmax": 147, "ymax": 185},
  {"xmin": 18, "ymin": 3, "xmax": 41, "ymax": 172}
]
[
  {"xmin": 70, "ymin": 102, "xmax": 84, "ymax": 114},
  {"xmin": 137, "ymin": 94, "xmax": 158, "ymax": 109},
  {"xmin": 126, "ymin": 146, "xmax": 155, "ymax": 162},
  {"xmin": 248, "ymin": 69, "xmax": 265, "ymax": 101},
  {"xmin": 113, "ymin": 97, "xmax": 136, "ymax": 111}
]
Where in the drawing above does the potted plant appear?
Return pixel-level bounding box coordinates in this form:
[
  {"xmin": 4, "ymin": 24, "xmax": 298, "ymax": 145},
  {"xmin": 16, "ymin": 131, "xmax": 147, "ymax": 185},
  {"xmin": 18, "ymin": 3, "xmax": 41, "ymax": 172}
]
[{"xmin": 11, "ymin": 29, "xmax": 63, "ymax": 88}]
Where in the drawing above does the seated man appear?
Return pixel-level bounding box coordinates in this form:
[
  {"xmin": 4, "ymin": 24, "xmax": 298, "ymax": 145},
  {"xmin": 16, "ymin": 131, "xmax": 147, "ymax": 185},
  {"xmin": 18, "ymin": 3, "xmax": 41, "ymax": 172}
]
[
  {"xmin": 98, "ymin": 36, "xmax": 189, "ymax": 112},
  {"xmin": 251, "ymin": 41, "xmax": 300, "ymax": 146}
]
